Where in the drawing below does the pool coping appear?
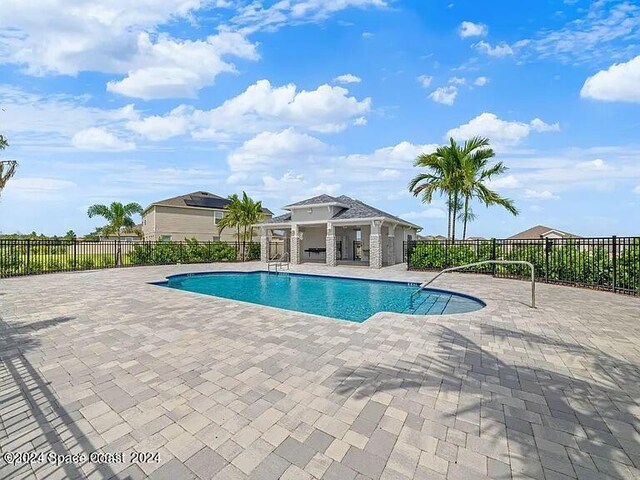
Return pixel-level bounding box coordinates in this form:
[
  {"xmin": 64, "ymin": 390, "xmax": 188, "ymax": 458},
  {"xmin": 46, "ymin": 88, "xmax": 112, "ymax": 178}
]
[{"xmin": 150, "ymin": 269, "xmax": 487, "ymax": 323}]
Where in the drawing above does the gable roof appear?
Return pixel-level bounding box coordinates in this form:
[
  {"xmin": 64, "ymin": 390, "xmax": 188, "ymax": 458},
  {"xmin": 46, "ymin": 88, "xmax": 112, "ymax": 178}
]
[
  {"xmin": 508, "ymin": 225, "xmax": 579, "ymax": 240},
  {"xmin": 144, "ymin": 191, "xmax": 273, "ymax": 215},
  {"xmin": 261, "ymin": 195, "xmax": 420, "ymax": 228}
]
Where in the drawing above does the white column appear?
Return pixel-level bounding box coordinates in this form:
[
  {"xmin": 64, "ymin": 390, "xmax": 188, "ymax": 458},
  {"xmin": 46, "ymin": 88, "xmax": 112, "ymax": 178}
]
[
  {"xmin": 290, "ymin": 223, "xmax": 301, "ymax": 264},
  {"xmin": 260, "ymin": 227, "xmax": 269, "ymax": 262},
  {"xmin": 369, "ymin": 220, "xmax": 383, "ymax": 269},
  {"xmin": 387, "ymin": 223, "xmax": 396, "ymax": 266},
  {"xmin": 326, "ymin": 222, "xmax": 336, "ymax": 267}
]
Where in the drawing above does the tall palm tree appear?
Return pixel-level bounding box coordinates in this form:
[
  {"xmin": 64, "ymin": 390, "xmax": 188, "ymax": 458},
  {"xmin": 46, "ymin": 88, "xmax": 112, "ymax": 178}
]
[
  {"xmin": 0, "ymin": 134, "xmax": 17, "ymax": 196},
  {"xmin": 87, "ymin": 201, "xmax": 143, "ymax": 265},
  {"xmin": 409, "ymin": 137, "xmax": 518, "ymax": 242},
  {"xmin": 408, "ymin": 140, "xmax": 461, "ymax": 242},
  {"xmin": 217, "ymin": 194, "xmax": 243, "ymax": 243},
  {"xmin": 457, "ymin": 137, "xmax": 519, "ymax": 239}
]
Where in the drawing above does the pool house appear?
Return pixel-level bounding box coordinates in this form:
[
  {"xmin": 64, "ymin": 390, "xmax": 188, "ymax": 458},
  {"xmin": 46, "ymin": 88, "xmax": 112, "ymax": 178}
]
[{"xmin": 257, "ymin": 194, "xmax": 420, "ymax": 268}]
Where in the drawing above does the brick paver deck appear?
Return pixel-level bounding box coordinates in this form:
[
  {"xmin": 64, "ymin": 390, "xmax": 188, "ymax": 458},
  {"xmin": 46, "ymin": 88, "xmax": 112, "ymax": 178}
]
[{"xmin": 1, "ymin": 262, "xmax": 639, "ymax": 480}]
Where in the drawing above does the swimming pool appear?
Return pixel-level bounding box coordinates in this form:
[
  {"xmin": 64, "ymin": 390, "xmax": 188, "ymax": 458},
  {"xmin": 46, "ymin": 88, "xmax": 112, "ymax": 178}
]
[{"xmin": 157, "ymin": 271, "xmax": 485, "ymax": 322}]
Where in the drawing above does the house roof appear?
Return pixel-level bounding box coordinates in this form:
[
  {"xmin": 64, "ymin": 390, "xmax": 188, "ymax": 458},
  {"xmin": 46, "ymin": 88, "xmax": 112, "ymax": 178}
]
[
  {"xmin": 261, "ymin": 195, "xmax": 420, "ymax": 228},
  {"xmin": 508, "ymin": 225, "xmax": 579, "ymax": 240},
  {"xmin": 144, "ymin": 191, "xmax": 273, "ymax": 215}
]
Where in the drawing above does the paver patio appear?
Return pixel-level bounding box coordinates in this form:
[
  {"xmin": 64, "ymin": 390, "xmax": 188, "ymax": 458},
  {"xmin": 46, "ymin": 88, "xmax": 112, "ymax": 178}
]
[{"xmin": 1, "ymin": 262, "xmax": 639, "ymax": 480}]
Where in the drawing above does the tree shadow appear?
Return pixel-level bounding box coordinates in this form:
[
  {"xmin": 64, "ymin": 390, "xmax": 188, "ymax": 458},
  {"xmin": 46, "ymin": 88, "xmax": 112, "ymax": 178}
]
[
  {"xmin": 0, "ymin": 315, "xmax": 134, "ymax": 479},
  {"xmin": 332, "ymin": 325, "xmax": 640, "ymax": 479}
]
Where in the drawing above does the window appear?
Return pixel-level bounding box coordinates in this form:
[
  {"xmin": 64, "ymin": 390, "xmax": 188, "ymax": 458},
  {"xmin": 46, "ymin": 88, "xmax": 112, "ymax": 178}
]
[
  {"xmin": 159, "ymin": 235, "xmax": 172, "ymax": 242},
  {"xmin": 214, "ymin": 211, "xmax": 225, "ymax": 224},
  {"xmin": 212, "ymin": 236, "xmax": 220, "ymax": 242}
]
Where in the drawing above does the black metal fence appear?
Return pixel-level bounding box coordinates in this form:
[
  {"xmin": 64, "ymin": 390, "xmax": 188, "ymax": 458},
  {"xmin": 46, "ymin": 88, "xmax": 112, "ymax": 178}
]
[
  {"xmin": 0, "ymin": 239, "xmax": 260, "ymax": 278},
  {"xmin": 405, "ymin": 237, "xmax": 640, "ymax": 296}
]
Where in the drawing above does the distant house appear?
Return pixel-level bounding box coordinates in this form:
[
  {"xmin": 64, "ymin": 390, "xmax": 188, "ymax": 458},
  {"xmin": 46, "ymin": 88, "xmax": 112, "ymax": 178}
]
[
  {"xmin": 508, "ymin": 225, "xmax": 580, "ymax": 240},
  {"xmin": 99, "ymin": 224, "xmax": 142, "ymax": 242},
  {"xmin": 142, "ymin": 191, "xmax": 273, "ymax": 242},
  {"xmin": 418, "ymin": 235, "xmax": 448, "ymax": 241},
  {"xmin": 256, "ymin": 194, "xmax": 420, "ymax": 268}
]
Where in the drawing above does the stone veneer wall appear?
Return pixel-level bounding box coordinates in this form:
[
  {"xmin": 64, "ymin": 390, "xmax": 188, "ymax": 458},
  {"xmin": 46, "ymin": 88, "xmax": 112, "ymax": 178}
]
[
  {"xmin": 290, "ymin": 235, "xmax": 301, "ymax": 264},
  {"xmin": 260, "ymin": 234, "xmax": 269, "ymax": 262},
  {"xmin": 369, "ymin": 233, "xmax": 383, "ymax": 268},
  {"xmin": 326, "ymin": 231, "xmax": 336, "ymax": 267}
]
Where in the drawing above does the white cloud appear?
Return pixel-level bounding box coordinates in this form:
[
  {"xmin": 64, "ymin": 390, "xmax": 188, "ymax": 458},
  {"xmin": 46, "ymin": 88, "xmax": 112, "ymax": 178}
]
[
  {"xmin": 487, "ymin": 175, "xmax": 521, "ymax": 189},
  {"xmin": 0, "ymin": 2, "xmax": 258, "ymax": 99},
  {"xmin": 311, "ymin": 182, "xmax": 342, "ymax": 196},
  {"xmin": 448, "ymin": 76, "xmax": 466, "ymax": 85},
  {"xmin": 343, "ymin": 141, "xmax": 438, "ymax": 170},
  {"xmin": 459, "ymin": 21, "xmax": 488, "ymax": 38},
  {"xmin": 126, "ymin": 105, "xmax": 192, "ymax": 141},
  {"xmin": 580, "ymin": 55, "xmax": 640, "ymax": 103},
  {"xmin": 401, "ymin": 208, "xmax": 447, "ymax": 219},
  {"xmin": 577, "ymin": 158, "xmax": 612, "ymax": 171},
  {"xmin": 230, "ymin": 0, "xmax": 388, "ymax": 33},
  {"xmin": 227, "ymin": 128, "xmax": 328, "ymax": 177},
  {"xmin": 4, "ymin": 177, "xmax": 76, "ymax": 201},
  {"xmin": 447, "ymin": 113, "xmax": 560, "ymax": 146},
  {"xmin": 429, "ymin": 86, "xmax": 458, "ymax": 105},
  {"xmin": 417, "ymin": 75, "xmax": 433, "ymax": 88},
  {"xmin": 474, "ymin": 76, "xmax": 489, "ymax": 86},
  {"xmin": 524, "ymin": 189, "xmax": 559, "ymax": 200},
  {"xmin": 634, "ymin": 185, "xmax": 640, "ymax": 194},
  {"xmin": 71, "ymin": 127, "xmax": 135, "ymax": 151},
  {"xmin": 474, "ymin": 41, "xmax": 514, "ymax": 57},
  {"xmin": 333, "ymin": 73, "xmax": 362, "ymax": 84},
  {"xmin": 131, "ymin": 79, "xmax": 372, "ymax": 139}
]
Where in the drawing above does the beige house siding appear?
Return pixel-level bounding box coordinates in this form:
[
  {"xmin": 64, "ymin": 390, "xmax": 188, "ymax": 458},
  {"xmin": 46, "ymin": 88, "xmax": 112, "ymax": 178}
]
[{"xmin": 143, "ymin": 205, "xmax": 270, "ymax": 242}]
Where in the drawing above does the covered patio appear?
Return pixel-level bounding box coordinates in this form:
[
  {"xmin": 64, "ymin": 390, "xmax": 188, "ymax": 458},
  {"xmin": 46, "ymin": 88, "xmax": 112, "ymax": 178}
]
[{"xmin": 257, "ymin": 195, "xmax": 419, "ymax": 269}]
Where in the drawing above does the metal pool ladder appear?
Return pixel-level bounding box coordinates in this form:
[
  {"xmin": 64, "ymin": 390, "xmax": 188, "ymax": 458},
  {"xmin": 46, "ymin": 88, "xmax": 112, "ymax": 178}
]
[
  {"xmin": 410, "ymin": 260, "xmax": 536, "ymax": 308},
  {"xmin": 267, "ymin": 252, "xmax": 290, "ymax": 273}
]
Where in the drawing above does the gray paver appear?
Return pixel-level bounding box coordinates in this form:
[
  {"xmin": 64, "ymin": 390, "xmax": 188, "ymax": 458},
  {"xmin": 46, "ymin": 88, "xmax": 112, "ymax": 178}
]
[{"xmin": 1, "ymin": 262, "xmax": 639, "ymax": 480}]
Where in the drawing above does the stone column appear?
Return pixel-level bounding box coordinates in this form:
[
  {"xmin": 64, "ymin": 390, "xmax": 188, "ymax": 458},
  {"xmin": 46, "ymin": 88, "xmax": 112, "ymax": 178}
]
[
  {"xmin": 387, "ymin": 223, "xmax": 396, "ymax": 266},
  {"xmin": 369, "ymin": 220, "xmax": 383, "ymax": 269},
  {"xmin": 326, "ymin": 223, "xmax": 336, "ymax": 267},
  {"xmin": 260, "ymin": 228, "xmax": 269, "ymax": 262},
  {"xmin": 290, "ymin": 224, "xmax": 301, "ymax": 264}
]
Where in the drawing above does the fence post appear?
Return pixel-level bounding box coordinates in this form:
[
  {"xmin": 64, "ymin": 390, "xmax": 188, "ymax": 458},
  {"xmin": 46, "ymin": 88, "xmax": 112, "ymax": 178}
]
[
  {"xmin": 73, "ymin": 239, "xmax": 77, "ymax": 270},
  {"xmin": 491, "ymin": 238, "xmax": 496, "ymax": 276},
  {"xmin": 26, "ymin": 239, "xmax": 31, "ymax": 275},
  {"xmin": 545, "ymin": 237, "xmax": 550, "ymax": 283},
  {"xmin": 612, "ymin": 235, "xmax": 617, "ymax": 293}
]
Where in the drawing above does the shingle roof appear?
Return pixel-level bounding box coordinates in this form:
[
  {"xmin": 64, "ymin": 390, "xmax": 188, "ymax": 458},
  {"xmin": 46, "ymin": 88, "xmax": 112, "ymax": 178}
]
[
  {"xmin": 145, "ymin": 191, "xmax": 273, "ymax": 215},
  {"xmin": 508, "ymin": 225, "xmax": 579, "ymax": 240},
  {"xmin": 261, "ymin": 195, "xmax": 418, "ymax": 228},
  {"xmin": 283, "ymin": 195, "xmax": 342, "ymax": 207}
]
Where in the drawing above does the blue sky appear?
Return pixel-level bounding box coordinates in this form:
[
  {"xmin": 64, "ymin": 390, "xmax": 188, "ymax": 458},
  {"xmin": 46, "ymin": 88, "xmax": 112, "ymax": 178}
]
[{"xmin": 1, "ymin": 0, "xmax": 639, "ymax": 237}]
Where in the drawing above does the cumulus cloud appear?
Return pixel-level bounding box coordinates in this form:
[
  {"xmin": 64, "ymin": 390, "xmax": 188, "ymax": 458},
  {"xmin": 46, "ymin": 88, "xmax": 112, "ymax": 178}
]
[
  {"xmin": 580, "ymin": 55, "xmax": 640, "ymax": 103},
  {"xmin": 333, "ymin": 73, "xmax": 362, "ymax": 84},
  {"xmin": 474, "ymin": 41, "xmax": 514, "ymax": 57},
  {"xmin": 4, "ymin": 177, "xmax": 76, "ymax": 200},
  {"xmin": 634, "ymin": 185, "xmax": 640, "ymax": 194},
  {"xmin": 524, "ymin": 189, "xmax": 559, "ymax": 200},
  {"xmin": 71, "ymin": 127, "xmax": 135, "ymax": 151},
  {"xmin": 474, "ymin": 76, "xmax": 489, "ymax": 86},
  {"xmin": 227, "ymin": 128, "xmax": 328, "ymax": 178},
  {"xmin": 447, "ymin": 113, "xmax": 560, "ymax": 146},
  {"xmin": 129, "ymin": 79, "xmax": 371, "ymax": 140},
  {"xmin": 0, "ymin": 1, "xmax": 258, "ymax": 99},
  {"xmin": 448, "ymin": 76, "xmax": 466, "ymax": 85},
  {"xmin": 487, "ymin": 175, "xmax": 521, "ymax": 189},
  {"xmin": 429, "ymin": 86, "xmax": 458, "ymax": 105},
  {"xmin": 417, "ymin": 75, "xmax": 433, "ymax": 88},
  {"xmin": 342, "ymin": 141, "xmax": 438, "ymax": 170},
  {"xmin": 459, "ymin": 21, "xmax": 488, "ymax": 38}
]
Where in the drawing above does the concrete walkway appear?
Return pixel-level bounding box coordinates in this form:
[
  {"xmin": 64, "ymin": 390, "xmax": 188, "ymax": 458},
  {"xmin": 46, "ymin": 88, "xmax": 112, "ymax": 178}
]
[{"xmin": 1, "ymin": 262, "xmax": 639, "ymax": 479}]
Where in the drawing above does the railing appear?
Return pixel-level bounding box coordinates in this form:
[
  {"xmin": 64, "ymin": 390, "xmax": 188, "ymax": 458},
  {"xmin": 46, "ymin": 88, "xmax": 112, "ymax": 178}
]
[
  {"xmin": 0, "ymin": 239, "xmax": 261, "ymax": 278},
  {"xmin": 411, "ymin": 260, "xmax": 536, "ymax": 308},
  {"xmin": 267, "ymin": 252, "xmax": 290, "ymax": 273},
  {"xmin": 405, "ymin": 237, "xmax": 640, "ymax": 296}
]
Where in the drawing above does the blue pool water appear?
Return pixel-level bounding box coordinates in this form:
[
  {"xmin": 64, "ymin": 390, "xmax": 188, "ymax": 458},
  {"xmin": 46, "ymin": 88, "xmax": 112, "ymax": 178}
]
[{"xmin": 158, "ymin": 271, "xmax": 485, "ymax": 322}]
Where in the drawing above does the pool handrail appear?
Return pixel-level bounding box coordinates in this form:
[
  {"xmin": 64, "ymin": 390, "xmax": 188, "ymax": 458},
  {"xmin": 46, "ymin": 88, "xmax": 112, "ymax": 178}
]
[
  {"xmin": 267, "ymin": 252, "xmax": 290, "ymax": 273},
  {"xmin": 410, "ymin": 260, "xmax": 536, "ymax": 308}
]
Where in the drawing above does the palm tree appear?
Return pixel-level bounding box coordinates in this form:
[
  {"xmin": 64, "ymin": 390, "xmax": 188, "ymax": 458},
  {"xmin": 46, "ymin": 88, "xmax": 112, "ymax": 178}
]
[
  {"xmin": 217, "ymin": 194, "xmax": 243, "ymax": 243},
  {"xmin": 87, "ymin": 201, "xmax": 143, "ymax": 265},
  {"xmin": 457, "ymin": 137, "xmax": 519, "ymax": 239},
  {"xmin": 0, "ymin": 134, "xmax": 17, "ymax": 196},
  {"xmin": 408, "ymin": 140, "xmax": 461, "ymax": 242},
  {"xmin": 409, "ymin": 137, "xmax": 518, "ymax": 242}
]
